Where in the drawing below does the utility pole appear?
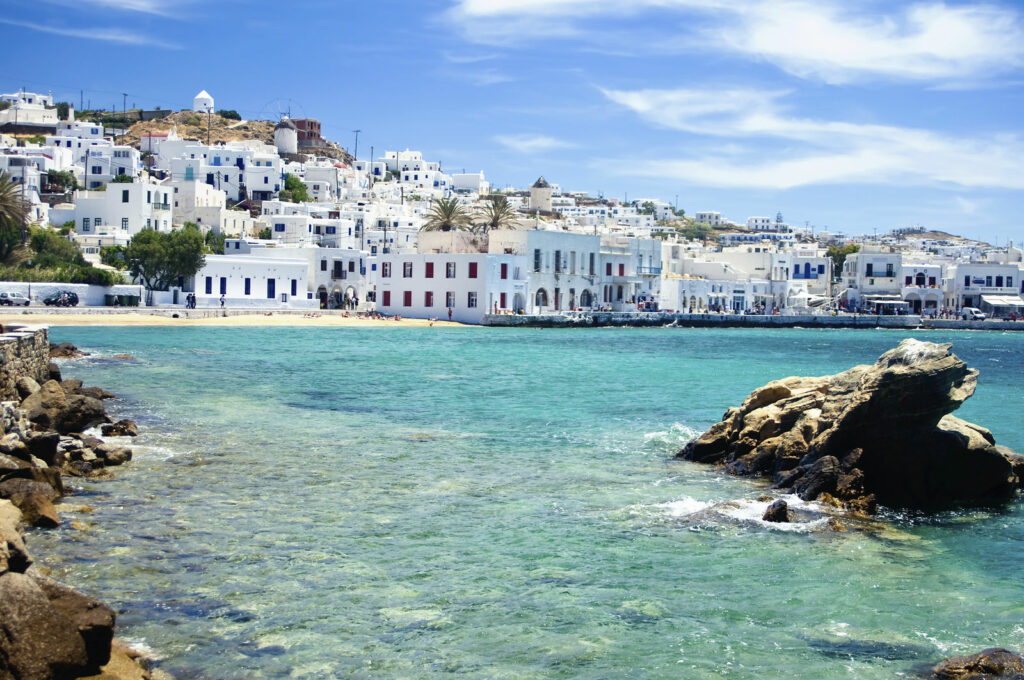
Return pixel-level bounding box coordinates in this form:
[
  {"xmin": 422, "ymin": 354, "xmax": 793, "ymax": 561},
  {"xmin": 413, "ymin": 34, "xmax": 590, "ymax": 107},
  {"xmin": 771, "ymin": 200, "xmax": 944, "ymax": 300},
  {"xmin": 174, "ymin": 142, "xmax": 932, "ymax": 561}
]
[
  {"xmin": 207, "ymin": 106, "xmax": 212, "ymax": 146},
  {"xmin": 352, "ymin": 129, "xmax": 361, "ymax": 161},
  {"xmin": 80, "ymin": 90, "xmax": 83, "ymax": 111},
  {"xmin": 369, "ymin": 145, "xmax": 373, "ymax": 189}
]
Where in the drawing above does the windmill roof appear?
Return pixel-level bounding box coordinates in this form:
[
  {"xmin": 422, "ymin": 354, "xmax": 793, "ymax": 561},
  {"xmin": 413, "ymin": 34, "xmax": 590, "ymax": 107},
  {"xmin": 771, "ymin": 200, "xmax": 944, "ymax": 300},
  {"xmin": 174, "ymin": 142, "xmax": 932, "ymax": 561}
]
[
  {"xmin": 532, "ymin": 176, "xmax": 550, "ymax": 188},
  {"xmin": 194, "ymin": 90, "xmax": 213, "ymax": 99}
]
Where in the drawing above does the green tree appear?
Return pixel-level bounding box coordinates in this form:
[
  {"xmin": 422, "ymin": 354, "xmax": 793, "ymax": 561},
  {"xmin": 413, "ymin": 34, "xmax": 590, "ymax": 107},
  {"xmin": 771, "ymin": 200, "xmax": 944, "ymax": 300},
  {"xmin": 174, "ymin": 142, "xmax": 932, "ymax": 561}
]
[
  {"xmin": 421, "ymin": 197, "xmax": 471, "ymax": 232},
  {"xmin": 110, "ymin": 174, "xmax": 134, "ymax": 183},
  {"xmin": 204, "ymin": 229, "xmax": 226, "ymax": 254},
  {"xmin": 216, "ymin": 109, "xmax": 241, "ymax": 120},
  {"xmin": 30, "ymin": 226, "xmax": 87, "ymax": 269},
  {"xmin": 0, "ymin": 171, "xmax": 29, "ymax": 252},
  {"xmin": 281, "ymin": 173, "xmax": 310, "ymax": 203},
  {"xmin": 126, "ymin": 228, "xmax": 206, "ymax": 296},
  {"xmin": 827, "ymin": 244, "xmax": 860, "ymax": 273},
  {"xmin": 638, "ymin": 201, "xmax": 657, "ymax": 216},
  {"xmin": 55, "ymin": 102, "xmax": 71, "ymax": 120},
  {"xmin": 46, "ymin": 170, "xmax": 78, "ymax": 192},
  {"xmin": 473, "ymin": 195, "xmax": 518, "ymax": 235},
  {"xmin": 100, "ymin": 245, "xmax": 128, "ymax": 270},
  {"xmin": 257, "ymin": 227, "xmax": 272, "ymax": 239},
  {"xmin": 679, "ymin": 222, "xmax": 716, "ymax": 243}
]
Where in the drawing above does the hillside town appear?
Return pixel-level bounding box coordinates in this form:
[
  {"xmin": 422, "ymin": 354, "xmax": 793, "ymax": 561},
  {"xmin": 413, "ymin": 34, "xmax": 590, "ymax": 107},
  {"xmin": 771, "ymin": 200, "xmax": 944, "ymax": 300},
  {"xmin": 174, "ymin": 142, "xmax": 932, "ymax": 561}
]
[{"xmin": 2, "ymin": 87, "xmax": 1023, "ymax": 324}]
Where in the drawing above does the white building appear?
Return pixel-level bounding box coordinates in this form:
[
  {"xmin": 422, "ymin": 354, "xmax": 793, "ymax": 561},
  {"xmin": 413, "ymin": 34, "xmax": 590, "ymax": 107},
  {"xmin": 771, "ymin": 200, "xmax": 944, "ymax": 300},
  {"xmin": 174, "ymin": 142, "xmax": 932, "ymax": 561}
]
[
  {"xmin": 840, "ymin": 249, "xmax": 903, "ymax": 311},
  {"xmin": 375, "ymin": 251, "xmax": 527, "ymax": 323},
  {"xmin": 191, "ymin": 254, "xmax": 314, "ymax": 308},
  {"xmin": 54, "ymin": 179, "xmax": 173, "ymax": 236},
  {"xmin": 945, "ymin": 262, "xmax": 1024, "ymax": 316},
  {"xmin": 489, "ymin": 229, "xmax": 601, "ymax": 312},
  {"xmin": 694, "ymin": 211, "xmax": 722, "ymax": 226},
  {"xmin": 0, "ymin": 90, "xmax": 57, "ymax": 130},
  {"xmin": 193, "ymin": 90, "xmax": 214, "ymax": 113}
]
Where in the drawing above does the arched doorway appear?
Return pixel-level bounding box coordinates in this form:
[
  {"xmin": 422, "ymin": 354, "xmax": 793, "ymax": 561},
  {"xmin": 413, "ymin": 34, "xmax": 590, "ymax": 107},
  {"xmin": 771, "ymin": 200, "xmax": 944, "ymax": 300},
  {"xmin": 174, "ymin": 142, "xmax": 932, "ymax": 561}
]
[
  {"xmin": 535, "ymin": 288, "xmax": 548, "ymax": 309},
  {"xmin": 616, "ymin": 285, "xmax": 623, "ymax": 302},
  {"xmin": 579, "ymin": 289, "xmax": 593, "ymax": 308},
  {"xmin": 317, "ymin": 285, "xmax": 328, "ymax": 309},
  {"xmin": 513, "ymin": 292, "xmax": 526, "ymax": 314},
  {"xmin": 915, "ymin": 272, "xmax": 926, "ymax": 286}
]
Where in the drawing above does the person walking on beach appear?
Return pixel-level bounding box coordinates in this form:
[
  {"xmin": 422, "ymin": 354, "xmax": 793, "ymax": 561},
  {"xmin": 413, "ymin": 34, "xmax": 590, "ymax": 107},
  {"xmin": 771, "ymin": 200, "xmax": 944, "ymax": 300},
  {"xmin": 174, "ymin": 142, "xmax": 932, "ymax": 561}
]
[
  {"xmin": 220, "ymin": 294, "xmax": 225, "ymax": 308},
  {"xmin": 448, "ymin": 307, "xmax": 452, "ymax": 321}
]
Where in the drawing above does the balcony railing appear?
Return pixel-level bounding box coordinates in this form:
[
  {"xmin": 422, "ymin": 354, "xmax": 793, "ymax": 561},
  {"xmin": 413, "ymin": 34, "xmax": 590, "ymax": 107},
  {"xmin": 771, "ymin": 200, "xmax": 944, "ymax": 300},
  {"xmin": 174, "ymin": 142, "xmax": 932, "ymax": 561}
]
[
  {"xmin": 152, "ymin": 202, "xmax": 170, "ymax": 211},
  {"xmin": 637, "ymin": 266, "xmax": 662, "ymax": 275}
]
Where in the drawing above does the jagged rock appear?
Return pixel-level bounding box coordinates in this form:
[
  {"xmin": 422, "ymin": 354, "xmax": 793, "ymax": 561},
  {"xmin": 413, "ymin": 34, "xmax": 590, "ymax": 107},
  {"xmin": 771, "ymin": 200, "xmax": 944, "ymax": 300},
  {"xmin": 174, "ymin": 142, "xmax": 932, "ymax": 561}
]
[
  {"xmin": 79, "ymin": 386, "xmax": 116, "ymax": 400},
  {"xmin": 15, "ymin": 376, "xmax": 41, "ymax": 400},
  {"xmin": 0, "ymin": 499, "xmax": 31, "ymax": 573},
  {"xmin": 0, "ymin": 432, "xmax": 31, "ymax": 461},
  {"xmin": 20, "ymin": 380, "xmax": 67, "ymax": 431},
  {"xmin": 48, "ymin": 361, "xmax": 62, "ymax": 382},
  {"xmin": 24, "ymin": 431, "xmax": 61, "ymax": 466},
  {"xmin": 101, "ymin": 419, "xmax": 138, "ymax": 437},
  {"xmin": 678, "ymin": 340, "xmax": 1021, "ymax": 512},
  {"xmin": 49, "ymin": 342, "xmax": 87, "ymax": 359},
  {"xmin": 60, "ymin": 378, "xmax": 83, "ymax": 395},
  {"xmin": 931, "ymin": 647, "xmax": 1024, "ymax": 679},
  {"xmin": 56, "ymin": 394, "xmax": 110, "ymax": 434},
  {"xmin": 94, "ymin": 443, "xmax": 132, "ymax": 467},
  {"xmin": 0, "ymin": 452, "xmax": 28, "ymax": 470},
  {"xmin": 0, "ymin": 478, "xmax": 61, "ymax": 528},
  {"xmin": 0, "ymin": 572, "xmax": 90, "ymax": 679},
  {"xmin": 0, "ymin": 467, "xmax": 64, "ymax": 497},
  {"xmin": 762, "ymin": 499, "xmax": 790, "ymax": 522},
  {"xmin": 33, "ymin": 574, "xmax": 116, "ymax": 672}
]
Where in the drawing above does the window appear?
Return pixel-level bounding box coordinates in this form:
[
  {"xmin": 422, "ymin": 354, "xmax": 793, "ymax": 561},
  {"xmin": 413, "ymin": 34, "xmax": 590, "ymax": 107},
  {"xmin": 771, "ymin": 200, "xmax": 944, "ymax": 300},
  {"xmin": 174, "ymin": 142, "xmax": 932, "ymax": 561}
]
[
  {"xmin": 244, "ymin": 278, "xmax": 251, "ymax": 295},
  {"xmin": 469, "ymin": 262, "xmax": 478, "ymax": 279},
  {"xmin": 219, "ymin": 277, "xmax": 227, "ymax": 295},
  {"xmin": 326, "ymin": 226, "xmax": 336, "ymax": 234},
  {"xmin": 1008, "ymin": 277, "xmax": 1014, "ymax": 288},
  {"xmin": 606, "ymin": 262, "xmax": 612, "ymax": 276},
  {"xmin": 403, "ymin": 291, "xmax": 412, "ymax": 307},
  {"xmin": 886, "ymin": 263, "xmax": 895, "ymax": 277},
  {"xmin": 618, "ymin": 263, "xmax": 625, "ymax": 277},
  {"xmin": 425, "ymin": 262, "xmax": 434, "ymax": 278},
  {"xmin": 500, "ymin": 263, "xmax": 508, "ymax": 280},
  {"xmin": 554, "ymin": 250, "xmax": 562, "ymax": 273},
  {"xmin": 500, "ymin": 292, "xmax": 507, "ymax": 309},
  {"xmin": 589, "ymin": 253, "xmax": 595, "ymax": 275},
  {"xmin": 382, "ymin": 291, "xmax": 391, "ymax": 306},
  {"xmin": 534, "ymin": 248, "xmax": 542, "ymax": 272},
  {"xmin": 866, "ymin": 263, "xmax": 874, "ymax": 277},
  {"xmin": 146, "ymin": 190, "xmax": 151, "ymax": 203},
  {"xmin": 964, "ymin": 275, "xmax": 971, "ymax": 287},
  {"xmin": 122, "ymin": 189, "xmax": 129, "ymax": 203},
  {"xmin": 274, "ymin": 224, "xmax": 285, "ymax": 232},
  {"xmin": 291, "ymin": 279, "xmax": 297, "ymax": 296},
  {"xmin": 425, "ymin": 291, "xmax": 434, "ymax": 307},
  {"xmin": 996, "ymin": 276, "xmax": 1004, "ymax": 287},
  {"xmin": 467, "ymin": 292, "xmax": 478, "ymax": 308},
  {"xmin": 446, "ymin": 262, "xmax": 456, "ymax": 278},
  {"xmin": 446, "ymin": 292, "xmax": 455, "ymax": 308},
  {"xmin": 267, "ymin": 279, "xmax": 276, "ymax": 299},
  {"xmin": 929, "ymin": 276, "xmax": 936, "ymax": 286},
  {"xmin": 905, "ymin": 276, "xmax": 912, "ymax": 285},
  {"xmin": 403, "ymin": 262, "xmax": 413, "ymax": 278},
  {"xmin": 382, "ymin": 262, "xmax": 392, "ymax": 278},
  {"xmin": 121, "ymin": 218, "xmax": 129, "ymax": 230},
  {"xmin": 205, "ymin": 276, "xmax": 212, "ymax": 294},
  {"xmin": 986, "ymin": 276, "xmax": 993, "ymax": 286},
  {"xmin": 321, "ymin": 259, "xmax": 327, "ymax": 271},
  {"xmin": 349, "ymin": 261, "xmax": 355, "ymax": 273}
]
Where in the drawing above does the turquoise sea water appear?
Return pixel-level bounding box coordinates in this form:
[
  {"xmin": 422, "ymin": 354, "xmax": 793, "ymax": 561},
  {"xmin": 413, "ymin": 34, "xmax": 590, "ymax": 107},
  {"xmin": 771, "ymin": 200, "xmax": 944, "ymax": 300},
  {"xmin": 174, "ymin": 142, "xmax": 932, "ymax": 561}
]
[{"xmin": 27, "ymin": 326, "xmax": 1024, "ymax": 679}]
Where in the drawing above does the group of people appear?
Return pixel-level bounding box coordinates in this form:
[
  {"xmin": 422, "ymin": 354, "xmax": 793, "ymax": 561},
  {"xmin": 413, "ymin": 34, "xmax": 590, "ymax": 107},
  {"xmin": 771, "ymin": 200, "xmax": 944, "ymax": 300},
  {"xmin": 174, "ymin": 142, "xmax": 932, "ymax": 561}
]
[{"xmin": 184, "ymin": 293, "xmax": 197, "ymax": 309}]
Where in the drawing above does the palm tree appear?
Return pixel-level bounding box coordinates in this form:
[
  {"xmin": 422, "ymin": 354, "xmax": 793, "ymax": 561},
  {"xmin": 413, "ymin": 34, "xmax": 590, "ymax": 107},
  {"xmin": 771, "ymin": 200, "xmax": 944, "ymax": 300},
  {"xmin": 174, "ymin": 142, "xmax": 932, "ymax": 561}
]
[
  {"xmin": 421, "ymin": 197, "xmax": 471, "ymax": 232},
  {"xmin": 0, "ymin": 172, "xmax": 29, "ymax": 261},
  {"xmin": 473, "ymin": 195, "xmax": 519, "ymax": 235}
]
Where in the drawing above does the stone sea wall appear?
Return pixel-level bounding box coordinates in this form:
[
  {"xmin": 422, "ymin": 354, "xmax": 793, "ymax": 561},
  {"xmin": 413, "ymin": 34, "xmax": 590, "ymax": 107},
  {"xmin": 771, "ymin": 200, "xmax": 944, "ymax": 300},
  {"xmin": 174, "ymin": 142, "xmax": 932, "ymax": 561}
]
[
  {"xmin": 482, "ymin": 312, "xmax": 1024, "ymax": 331},
  {"xmin": 0, "ymin": 327, "xmax": 51, "ymax": 401}
]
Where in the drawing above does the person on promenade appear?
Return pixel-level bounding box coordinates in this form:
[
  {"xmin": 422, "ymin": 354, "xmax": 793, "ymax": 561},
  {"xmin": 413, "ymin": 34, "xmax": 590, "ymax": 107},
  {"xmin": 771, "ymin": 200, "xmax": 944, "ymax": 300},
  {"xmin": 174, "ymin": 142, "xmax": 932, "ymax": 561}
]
[
  {"xmin": 219, "ymin": 295, "xmax": 225, "ymax": 308},
  {"xmin": 448, "ymin": 307, "xmax": 452, "ymax": 321}
]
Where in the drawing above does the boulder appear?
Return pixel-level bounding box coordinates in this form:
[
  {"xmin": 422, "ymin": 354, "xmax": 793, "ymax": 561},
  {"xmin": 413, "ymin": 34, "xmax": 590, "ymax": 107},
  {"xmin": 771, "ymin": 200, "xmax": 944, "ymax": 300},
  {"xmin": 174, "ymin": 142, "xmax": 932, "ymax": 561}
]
[
  {"xmin": 94, "ymin": 443, "xmax": 132, "ymax": 467},
  {"xmin": 0, "ymin": 452, "xmax": 29, "ymax": 471},
  {"xmin": 79, "ymin": 386, "xmax": 116, "ymax": 400},
  {"xmin": 48, "ymin": 361, "xmax": 62, "ymax": 382},
  {"xmin": 20, "ymin": 380, "xmax": 67, "ymax": 431},
  {"xmin": 60, "ymin": 378, "xmax": 83, "ymax": 395},
  {"xmin": 0, "ymin": 499, "xmax": 32, "ymax": 573},
  {"xmin": 25, "ymin": 431, "xmax": 61, "ymax": 466},
  {"xmin": 15, "ymin": 376, "xmax": 41, "ymax": 400},
  {"xmin": 677, "ymin": 340, "xmax": 1022, "ymax": 512},
  {"xmin": 0, "ymin": 432, "xmax": 31, "ymax": 461},
  {"xmin": 0, "ymin": 478, "xmax": 61, "ymax": 528},
  {"xmin": 101, "ymin": 419, "xmax": 138, "ymax": 437},
  {"xmin": 33, "ymin": 574, "xmax": 115, "ymax": 672},
  {"xmin": 0, "ymin": 572, "xmax": 89, "ymax": 680},
  {"xmin": 931, "ymin": 648, "xmax": 1024, "ymax": 679},
  {"xmin": 762, "ymin": 499, "xmax": 790, "ymax": 522},
  {"xmin": 49, "ymin": 342, "xmax": 87, "ymax": 359},
  {"xmin": 0, "ymin": 467, "xmax": 64, "ymax": 497},
  {"xmin": 55, "ymin": 394, "xmax": 110, "ymax": 434}
]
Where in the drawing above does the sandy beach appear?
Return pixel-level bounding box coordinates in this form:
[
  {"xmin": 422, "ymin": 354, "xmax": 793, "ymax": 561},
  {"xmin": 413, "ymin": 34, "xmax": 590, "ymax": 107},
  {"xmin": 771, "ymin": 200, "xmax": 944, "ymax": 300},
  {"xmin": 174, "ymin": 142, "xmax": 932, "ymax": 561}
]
[{"xmin": 0, "ymin": 309, "xmax": 462, "ymax": 328}]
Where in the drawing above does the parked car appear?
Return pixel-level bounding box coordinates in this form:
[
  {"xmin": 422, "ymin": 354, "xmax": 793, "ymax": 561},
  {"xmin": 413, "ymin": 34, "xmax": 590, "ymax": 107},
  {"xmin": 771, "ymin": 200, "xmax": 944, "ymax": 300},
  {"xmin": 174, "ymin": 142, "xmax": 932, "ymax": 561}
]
[
  {"xmin": 961, "ymin": 307, "xmax": 986, "ymax": 321},
  {"xmin": 43, "ymin": 291, "xmax": 79, "ymax": 307},
  {"xmin": 0, "ymin": 292, "xmax": 30, "ymax": 306}
]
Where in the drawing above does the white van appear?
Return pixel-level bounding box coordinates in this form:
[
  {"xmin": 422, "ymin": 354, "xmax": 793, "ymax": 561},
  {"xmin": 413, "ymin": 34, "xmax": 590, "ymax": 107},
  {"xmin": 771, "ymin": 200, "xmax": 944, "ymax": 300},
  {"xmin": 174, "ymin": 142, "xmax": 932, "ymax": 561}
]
[{"xmin": 961, "ymin": 307, "xmax": 986, "ymax": 321}]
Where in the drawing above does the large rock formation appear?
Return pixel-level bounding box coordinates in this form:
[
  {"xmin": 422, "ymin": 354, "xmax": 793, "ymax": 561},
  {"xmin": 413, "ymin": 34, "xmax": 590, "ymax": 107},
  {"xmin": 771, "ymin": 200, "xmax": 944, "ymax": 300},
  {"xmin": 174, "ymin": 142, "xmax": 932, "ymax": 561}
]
[
  {"xmin": 931, "ymin": 648, "xmax": 1024, "ymax": 679},
  {"xmin": 677, "ymin": 339, "xmax": 1022, "ymax": 512}
]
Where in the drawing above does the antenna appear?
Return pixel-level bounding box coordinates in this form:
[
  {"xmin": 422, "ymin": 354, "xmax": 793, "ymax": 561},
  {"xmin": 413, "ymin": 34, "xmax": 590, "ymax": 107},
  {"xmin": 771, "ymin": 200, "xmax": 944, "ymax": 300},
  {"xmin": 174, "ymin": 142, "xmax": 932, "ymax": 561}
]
[{"xmin": 352, "ymin": 129, "xmax": 361, "ymax": 160}]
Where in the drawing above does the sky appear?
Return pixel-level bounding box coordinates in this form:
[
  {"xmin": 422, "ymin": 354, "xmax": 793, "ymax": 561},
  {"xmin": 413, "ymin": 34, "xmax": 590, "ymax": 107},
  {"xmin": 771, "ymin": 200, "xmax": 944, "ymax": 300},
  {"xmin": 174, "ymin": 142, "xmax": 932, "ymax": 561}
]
[{"xmin": 5, "ymin": 0, "xmax": 1024, "ymax": 243}]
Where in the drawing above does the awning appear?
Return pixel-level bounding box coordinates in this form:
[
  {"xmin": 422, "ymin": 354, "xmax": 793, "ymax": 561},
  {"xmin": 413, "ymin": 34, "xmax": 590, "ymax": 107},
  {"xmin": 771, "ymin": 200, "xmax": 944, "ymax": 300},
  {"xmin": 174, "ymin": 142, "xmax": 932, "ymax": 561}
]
[
  {"xmin": 981, "ymin": 295, "xmax": 1024, "ymax": 307},
  {"xmin": 864, "ymin": 294, "xmax": 903, "ymax": 301}
]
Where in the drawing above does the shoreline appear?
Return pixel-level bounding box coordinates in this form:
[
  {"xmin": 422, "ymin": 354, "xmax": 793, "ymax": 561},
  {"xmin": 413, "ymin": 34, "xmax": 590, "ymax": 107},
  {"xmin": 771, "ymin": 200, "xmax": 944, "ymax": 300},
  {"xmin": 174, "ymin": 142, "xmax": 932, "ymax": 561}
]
[{"xmin": 0, "ymin": 310, "xmax": 463, "ymax": 328}]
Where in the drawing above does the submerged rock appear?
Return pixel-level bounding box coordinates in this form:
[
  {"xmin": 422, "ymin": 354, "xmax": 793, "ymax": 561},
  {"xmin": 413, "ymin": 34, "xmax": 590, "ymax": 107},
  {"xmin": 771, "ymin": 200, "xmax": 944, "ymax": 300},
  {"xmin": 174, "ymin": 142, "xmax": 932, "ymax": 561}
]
[
  {"xmin": 762, "ymin": 499, "xmax": 790, "ymax": 522},
  {"xmin": 677, "ymin": 340, "xmax": 1022, "ymax": 512}
]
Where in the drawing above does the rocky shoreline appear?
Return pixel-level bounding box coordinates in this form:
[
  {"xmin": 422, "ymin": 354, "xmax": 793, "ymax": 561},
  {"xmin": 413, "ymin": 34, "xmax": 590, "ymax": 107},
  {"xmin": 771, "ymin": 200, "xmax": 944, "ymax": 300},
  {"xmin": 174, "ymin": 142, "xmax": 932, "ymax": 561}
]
[{"xmin": 1, "ymin": 340, "xmax": 168, "ymax": 680}]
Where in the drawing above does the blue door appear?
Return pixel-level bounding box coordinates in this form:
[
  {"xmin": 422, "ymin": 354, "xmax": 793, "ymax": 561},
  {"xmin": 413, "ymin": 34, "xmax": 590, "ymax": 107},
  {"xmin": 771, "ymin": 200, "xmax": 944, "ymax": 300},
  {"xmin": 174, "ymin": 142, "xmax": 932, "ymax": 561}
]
[{"xmin": 267, "ymin": 279, "xmax": 276, "ymax": 299}]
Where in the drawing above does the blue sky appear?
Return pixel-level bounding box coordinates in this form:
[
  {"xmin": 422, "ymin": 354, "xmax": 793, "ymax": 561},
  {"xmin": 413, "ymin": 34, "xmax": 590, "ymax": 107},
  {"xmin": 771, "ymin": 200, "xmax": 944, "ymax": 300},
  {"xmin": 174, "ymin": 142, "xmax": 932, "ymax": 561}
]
[{"xmin": 5, "ymin": 0, "xmax": 1024, "ymax": 243}]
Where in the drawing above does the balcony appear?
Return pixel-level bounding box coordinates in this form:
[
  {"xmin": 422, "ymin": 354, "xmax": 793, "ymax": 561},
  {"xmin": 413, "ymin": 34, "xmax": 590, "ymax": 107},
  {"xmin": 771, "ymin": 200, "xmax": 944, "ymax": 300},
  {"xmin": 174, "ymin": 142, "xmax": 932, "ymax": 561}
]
[
  {"xmin": 637, "ymin": 266, "xmax": 662, "ymax": 276},
  {"xmin": 152, "ymin": 202, "xmax": 170, "ymax": 211}
]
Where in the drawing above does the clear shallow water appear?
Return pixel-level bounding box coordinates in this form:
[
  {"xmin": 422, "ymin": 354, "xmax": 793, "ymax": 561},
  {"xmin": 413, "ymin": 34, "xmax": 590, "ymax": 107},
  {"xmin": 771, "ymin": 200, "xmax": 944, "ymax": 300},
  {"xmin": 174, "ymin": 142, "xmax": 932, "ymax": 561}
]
[{"xmin": 28, "ymin": 326, "xmax": 1024, "ymax": 679}]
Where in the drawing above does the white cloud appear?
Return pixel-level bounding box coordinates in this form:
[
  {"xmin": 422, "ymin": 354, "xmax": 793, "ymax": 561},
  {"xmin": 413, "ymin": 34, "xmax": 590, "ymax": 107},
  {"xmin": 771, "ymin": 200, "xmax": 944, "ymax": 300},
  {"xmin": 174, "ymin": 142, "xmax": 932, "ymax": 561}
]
[
  {"xmin": 39, "ymin": 0, "xmax": 187, "ymax": 14},
  {"xmin": 955, "ymin": 196, "xmax": 980, "ymax": 214},
  {"xmin": 0, "ymin": 18, "xmax": 180, "ymax": 48},
  {"xmin": 600, "ymin": 86, "xmax": 1024, "ymax": 189},
  {"xmin": 447, "ymin": 0, "xmax": 1024, "ymax": 82},
  {"xmin": 494, "ymin": 134, "xmax": 576, "ymax": 153}
]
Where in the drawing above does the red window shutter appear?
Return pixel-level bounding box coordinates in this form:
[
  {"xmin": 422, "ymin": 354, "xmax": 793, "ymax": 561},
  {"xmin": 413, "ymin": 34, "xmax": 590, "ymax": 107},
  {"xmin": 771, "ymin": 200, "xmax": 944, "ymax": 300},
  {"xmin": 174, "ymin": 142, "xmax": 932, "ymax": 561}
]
[
  {"xmin": 403, "ymin": 291, "xmax": 412, "ymax": 306},
  {"xmin": 383, "ymin": 291, "xmax": 391, "ymax": 306},
  {"xmin": 500, "ymin": 292, "xmax": 507, "ymax": 308},
  {"xmin": 618, "ymin": 263, "xmax": 625, "ymax": 276},
  {"xmin": 469, "ymin": 262, "xmax": 478, "ymax": 278},
  {"xmin": 606, "ymin": 262, "xmax": 612, "ymax": 276},
  {"xmin": 425, "ymin": 262, "xmax": 434, "ymax": 278},
  {"xmin": 500, "ymin": 263, "xmax": 508, "ymax": 279}
]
